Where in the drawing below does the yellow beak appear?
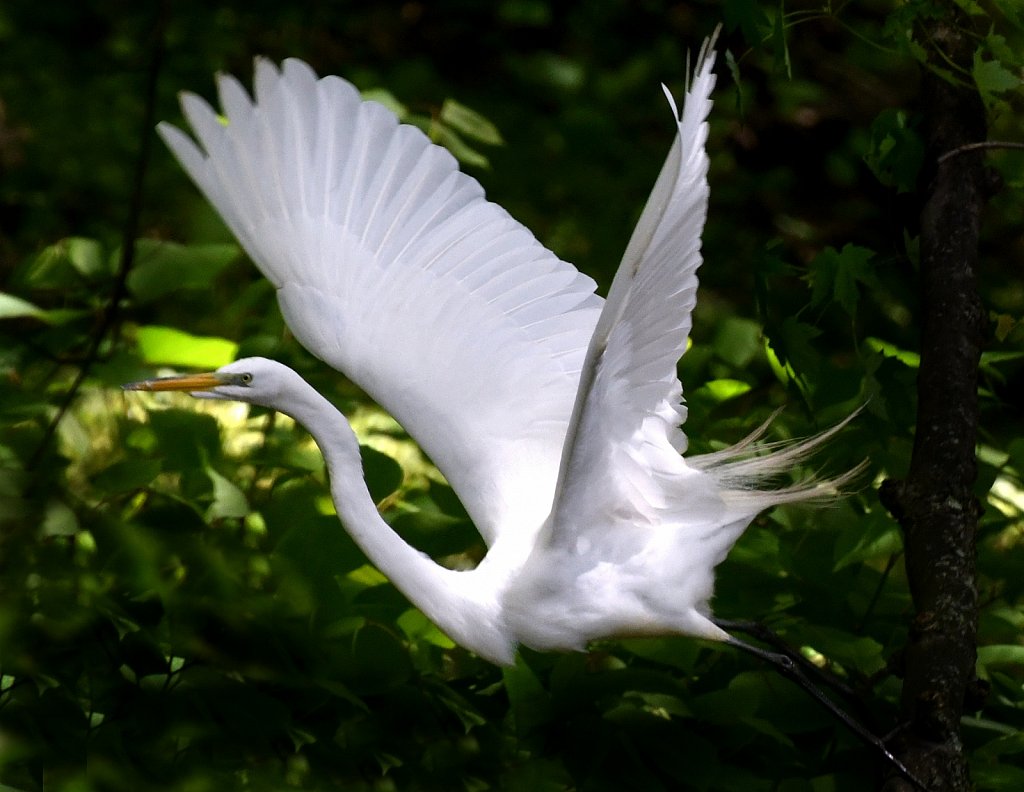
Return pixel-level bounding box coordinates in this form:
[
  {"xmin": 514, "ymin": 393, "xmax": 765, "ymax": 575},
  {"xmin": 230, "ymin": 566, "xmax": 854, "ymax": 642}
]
[{"xmin": 122, "ymin": 372, "xmax": 224, "ymax": 392}]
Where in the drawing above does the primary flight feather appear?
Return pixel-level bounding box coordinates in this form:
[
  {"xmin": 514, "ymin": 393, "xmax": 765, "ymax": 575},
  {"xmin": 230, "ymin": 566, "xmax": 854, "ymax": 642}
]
[{"xmin": 132, "ymin": 32, "xmax": 845, "ymax": 665}]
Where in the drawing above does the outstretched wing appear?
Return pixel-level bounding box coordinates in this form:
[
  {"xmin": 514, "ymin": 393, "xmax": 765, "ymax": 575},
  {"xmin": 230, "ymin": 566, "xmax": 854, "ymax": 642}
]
[
  {"xmin": 158, "ymin": 60, "xmax": 602, "ymax": 544},
  {"xmin": 547, "ymin": 34, "xmax": 721, "ymax": 548}
]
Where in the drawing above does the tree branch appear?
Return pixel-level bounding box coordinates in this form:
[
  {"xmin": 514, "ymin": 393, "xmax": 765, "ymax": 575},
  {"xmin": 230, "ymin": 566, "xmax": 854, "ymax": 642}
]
[
  {"xmin": 878, "ymin": 10, "xmax": 988, "ymax": 792},
  {"xmin": 937, "ymin": 140, "xmax": 1024, "ymax": 164}
]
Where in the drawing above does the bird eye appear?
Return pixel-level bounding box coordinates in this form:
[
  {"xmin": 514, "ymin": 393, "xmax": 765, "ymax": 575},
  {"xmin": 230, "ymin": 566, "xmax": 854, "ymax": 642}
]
[{"xmin": 238, "ymin": 372, "xmax": 253, "ymax": 385}]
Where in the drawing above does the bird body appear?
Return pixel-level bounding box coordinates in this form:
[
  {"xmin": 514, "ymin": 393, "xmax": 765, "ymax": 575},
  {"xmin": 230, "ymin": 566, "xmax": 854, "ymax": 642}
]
[{"xmin": 131, "ymin": 33, "xmax": 847, "ymax": 666}]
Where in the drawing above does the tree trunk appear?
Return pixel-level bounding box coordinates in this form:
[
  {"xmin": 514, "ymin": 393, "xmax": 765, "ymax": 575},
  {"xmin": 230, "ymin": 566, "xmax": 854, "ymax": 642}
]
[{"xmin": 878, "ymin": 9, "xmax": 989, "ymax": 792}]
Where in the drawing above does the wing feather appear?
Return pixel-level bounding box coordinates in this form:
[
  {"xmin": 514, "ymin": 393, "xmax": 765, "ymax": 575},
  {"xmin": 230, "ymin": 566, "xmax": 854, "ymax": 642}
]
[
  {"xmin": 547, "ymin": 32, "xmax": 721, "ymax": 548},
  {"xmin": 159, "ymin": 59, "xmax": 602, "ymax": 545}
]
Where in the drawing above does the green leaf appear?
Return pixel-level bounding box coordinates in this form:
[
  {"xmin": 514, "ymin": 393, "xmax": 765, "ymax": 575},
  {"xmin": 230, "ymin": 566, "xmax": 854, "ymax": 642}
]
[
  {"xmin": 360, "ymin": 87, "xmax": 408, "ymax": 117},
  {"xmin": 771, "ymin": 3, "xmax": 791, "ymax": 78},
  {"xmin": 204, "ymin": 465, "xmax": 250, "ymax": 520},
  {"xmin": 503, "ymin": 660, "xmax": 551, "ymax": 735},
  {"xmin": 865, "ymin": 337, "xmax": 921, "ymax": 368},
  {"xmin": 972, "ymin": 727, "xmax": 1024, "ymax": 761},
  {"xmin": 0, "ymin": 293, "xmax": 87, "ymax": 325},
  {"xmin": 127, "ymin": 240, "xmax": 240, "ymax": 302},
  {"xmin": 440, "ymin": 98, "xmax": 504, "ymax": 146},
  {"xmin": 397, "ymin": 608, "xmax": 456, "ymax": 650},
  {"xmin": 696, "ymin": 378, "xmax": 752, "ymax": 403},
  {"xmin": 723, "ymin": 0, "xmax": 770, "ymax": 46},
  {"xmin": 692, "ymin": 671, "xmax": 764, "ymax": 723},
  {"xmin": 713, "ymin": 316, "xmax": 763, "ymax": 368},
  {"xmin": 91, "ymin": 458, "xmax": 162, "ymax": 494},
  {"xmin": 135, "ymin": 325, "xmax": 238, "ymax": 368},
  {"xmin": 349, "ymin": 624, "xmax": 412, "ymax": 693},
  {"xmin": 41, "ymin": 499, "xmax": 79, "ymax": 537},
  {"xmin": 978, "ymin": 644, "xmax": 1024, "ymax": 671},
  {"xmin": 971, "ymin": 760, "xmax": 1024, "ymax": 791},
  {"xmin": 724, "ymin": 48, "xmax": 745, "ymax": 115},
  {"xmin": 974, "ymin": 50, "xmax": 1021, "ymax": 107},
  {"xmin": 833, "ymin": 513, "xmax": 904, "ymax": 570},
  {"xmin": 809, "ymin": 244, "xmax": 877, "ymax": 318},
  {"xmin": 993, "ymin": 314, "xmax": 1018, "ymax": 342},
  {"xmin": 22, "ymin": 236, "xmax": 109, "ymax": 288},
  {"xmin": 0, "ymin": 292, "xmax": 47, "ymax": 321},
  {"xmin": 66, "ymin": 237, "xmax": 107, "ymax": 279},
  {"xmin": 864, "ymin": 109, "xmax": 924, "ymax": 193},
  {"xmin": 768, "ymin": 317, "xmax": 822, "ymax": 376},
  {"xmin": 146, "ymin": 408, "xmax": 224, "ymax": 473},
  {"xmin": 802, "ymin": 627, "xmax": 887, "ymax": 675},
  {"xmin": 360, "ymin": 444, "xmax": 404, "ymax": 505},
  {"xmin": 348, "ymin": 565, "xmax": 389, "ymax": 587},
  {"xmin": 431, "ymin": 125, "xmax": 491, "ymax": 169},
  {"xmin": 991, "ymin": 0, "xmax": 1024, "ymax": 29}
]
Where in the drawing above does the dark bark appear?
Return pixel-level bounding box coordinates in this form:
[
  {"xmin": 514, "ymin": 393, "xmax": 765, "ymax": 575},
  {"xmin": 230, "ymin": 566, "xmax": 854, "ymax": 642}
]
[{"xmin": 877, "ymin": 10, "xmax": 988, "ymax": 792}]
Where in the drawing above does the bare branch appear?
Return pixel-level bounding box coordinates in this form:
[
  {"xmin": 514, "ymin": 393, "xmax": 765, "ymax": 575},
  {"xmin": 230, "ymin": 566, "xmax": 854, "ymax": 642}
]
[{"xmin": 937, "ymin": 140, "xmax": 1024, "ymax": 164}]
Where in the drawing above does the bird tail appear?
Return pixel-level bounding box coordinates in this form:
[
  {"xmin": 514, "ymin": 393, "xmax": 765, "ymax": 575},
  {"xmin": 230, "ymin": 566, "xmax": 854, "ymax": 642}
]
[{"xmin": 688, "ymin": 407, "xmax": 867, "ymax": 511}]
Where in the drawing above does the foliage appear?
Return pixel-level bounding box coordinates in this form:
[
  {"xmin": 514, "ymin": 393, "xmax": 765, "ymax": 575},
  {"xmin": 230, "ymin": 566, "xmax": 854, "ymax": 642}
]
[{"xmin": 1, "ymin": 0, "xmax": 1022, "ymax": 790}]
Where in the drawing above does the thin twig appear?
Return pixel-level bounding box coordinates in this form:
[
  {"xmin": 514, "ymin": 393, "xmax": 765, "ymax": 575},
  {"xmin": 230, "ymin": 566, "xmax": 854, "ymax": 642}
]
[
  {"xmin": 715, "ymin": 621, "xmax": 931, "ymax": 791},
  {"xmin": 938, "ymin": 140, "xmax": 1024, "ymax": 164}
]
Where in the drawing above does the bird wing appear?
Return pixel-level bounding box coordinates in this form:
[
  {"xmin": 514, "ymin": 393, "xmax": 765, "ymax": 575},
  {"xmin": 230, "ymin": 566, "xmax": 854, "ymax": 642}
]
[
  {"xmin": 545, "ymin": 34, "xmax": 721, "ymax": 552},
  {"xmin": 158, "ymin": 59, "xmax": 603, "ymax": 545}
]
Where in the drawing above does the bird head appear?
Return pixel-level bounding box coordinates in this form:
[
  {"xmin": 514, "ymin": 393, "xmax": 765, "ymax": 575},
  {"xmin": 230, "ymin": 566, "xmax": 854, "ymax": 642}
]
[{"xmin": 123, "ymin": 357, "xmax": 295, "ymax": 409}]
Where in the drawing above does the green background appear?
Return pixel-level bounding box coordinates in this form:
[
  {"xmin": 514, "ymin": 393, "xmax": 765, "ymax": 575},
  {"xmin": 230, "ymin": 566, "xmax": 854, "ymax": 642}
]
[{"xmin": 1, "ymin": 1, "xmax": 1022, "ymax": 789}]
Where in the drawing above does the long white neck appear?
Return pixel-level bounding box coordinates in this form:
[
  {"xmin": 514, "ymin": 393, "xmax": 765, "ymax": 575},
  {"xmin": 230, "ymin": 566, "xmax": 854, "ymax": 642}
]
[{"xmin": 274, "ymin": 374, "xmax": 516, "ymax": 665}]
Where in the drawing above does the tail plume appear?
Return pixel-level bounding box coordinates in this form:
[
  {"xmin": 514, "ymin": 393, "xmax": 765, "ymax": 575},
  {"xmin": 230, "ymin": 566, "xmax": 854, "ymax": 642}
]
[{"xmin": 689, "ymin": 407, "xmax": 867, "ymax": 510}]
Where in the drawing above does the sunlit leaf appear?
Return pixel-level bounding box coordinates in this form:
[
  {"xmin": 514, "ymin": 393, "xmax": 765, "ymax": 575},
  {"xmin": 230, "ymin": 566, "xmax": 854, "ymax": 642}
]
[
  {"xmin": 0, "ymin": 292, "xmax": 47, "ymax": 321},
  {"xmin": 697, "ymin": 378, "xmax": 752, "ymax": 402},
  {"xmin": 136, "ymin": 325, "xmax": 238, "ymax": 368},
  {"xmin": 440, "ymin": 98, "xmax": 504, "ymax": 145},
  {"xmin": 204, "ymin": 465, "xmax": 250, "ymax": 520},
  {"xmin": 866, "ymin": 337, "xmax": 921, "ymax": 368},
  {"xmin": 360, "ymin": 87, "xmax": 407, "ymax": 117},
  {"xmin": 397, "ymin": 608, "xmax": 456, "ymax": 650},
  {"xmin": 430, "ymin": 125, "xmax": 490, "ymax": 169},
  {"xmin": 978, "ymin": 644, "xmax": 1024, "ymax": 671},
  {"xmin": 348, "ymin": 564, "xmax": 389, "ymax": 587}
]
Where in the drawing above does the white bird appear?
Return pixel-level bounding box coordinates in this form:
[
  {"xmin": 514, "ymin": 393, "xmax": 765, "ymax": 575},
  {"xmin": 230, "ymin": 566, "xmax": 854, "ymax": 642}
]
[{"xmin": 127, "ymin": 33, "xmax": 845, "ymax": 667}]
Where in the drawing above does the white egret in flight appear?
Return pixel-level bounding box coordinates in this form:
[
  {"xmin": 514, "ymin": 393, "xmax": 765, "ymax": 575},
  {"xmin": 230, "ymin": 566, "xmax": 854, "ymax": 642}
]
[
  {"xmin": 129, "ymin": 33, "xmax": 846, "ymax": 663},
  {"xmin": 127, "ymin": 34, "xmax": 926, "ymax": 787}
]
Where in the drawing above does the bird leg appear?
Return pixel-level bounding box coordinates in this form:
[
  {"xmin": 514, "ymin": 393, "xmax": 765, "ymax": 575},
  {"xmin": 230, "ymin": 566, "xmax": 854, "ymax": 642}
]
[
  {"xmin": 713, "ymin": 619, "xmax": 929, "ymax": 792},
  {"xmin": 715, "ymin": 618, "xmax": 860, "ymax": 699}
]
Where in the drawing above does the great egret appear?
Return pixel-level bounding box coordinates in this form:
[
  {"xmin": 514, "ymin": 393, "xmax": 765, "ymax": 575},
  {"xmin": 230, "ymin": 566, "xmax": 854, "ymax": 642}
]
[
  {"xmin": 126, "ymin": 34, "xmax": 928, "ymax": 788},
  {"xmin": 127, "ymin": 32, "xmax": 853, "ymax": 662}
]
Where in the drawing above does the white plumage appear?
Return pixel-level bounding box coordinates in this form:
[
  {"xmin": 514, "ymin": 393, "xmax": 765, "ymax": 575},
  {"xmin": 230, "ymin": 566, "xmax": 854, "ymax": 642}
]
[{"xmin": 136, "ymin": 32, "xmax": 849, "ymax": 665}]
